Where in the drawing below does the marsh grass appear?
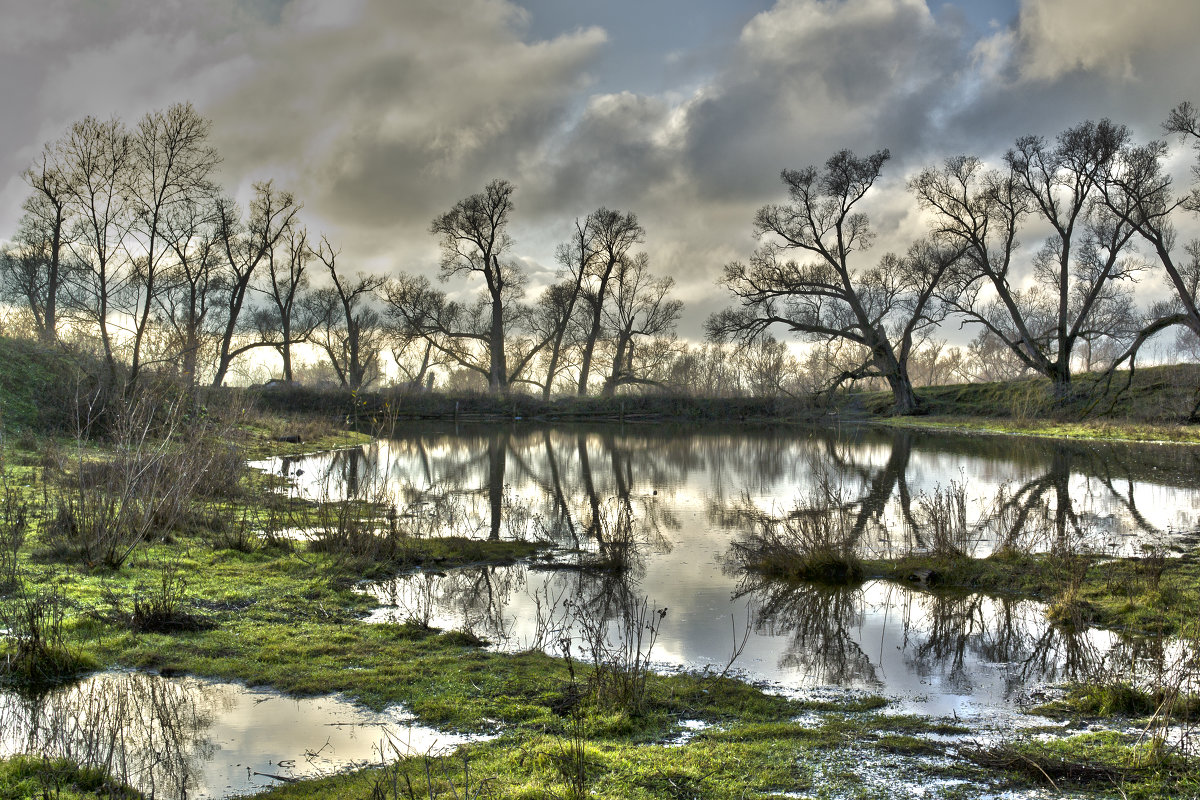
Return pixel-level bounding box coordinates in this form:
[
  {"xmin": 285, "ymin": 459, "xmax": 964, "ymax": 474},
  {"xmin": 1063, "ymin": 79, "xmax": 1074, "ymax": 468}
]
[
  {"xmin": 0, "ymin": 755, "xmax": 143, "ymax": 800},
  {"xmin": 0, "ymin": 585, "xmax": 96, "ymax": 685},
  {"xmin": 912, "ymin": 480, "xmax": 977, "ymax": 559},
  {"xmin": 367, "ymin": 737, "xmax": 496, "ymax": 800},
  {"xmin": 728, "ymin": 480, "xmax": 864, "ymax": 585},
  {"xmin": 40, "ymin": 392, "xmax": 244, "ymax": 570},
  {"xmin": 964, "ymin": 731, "xmax": 1198, "ymax": 798},
  {"xmin": 0, "ymin": 442, "xmax": 30, "ymax": 591},
  {"xmin": 91, "ymin": 557, "xmax": 217, "ymax": 635}
]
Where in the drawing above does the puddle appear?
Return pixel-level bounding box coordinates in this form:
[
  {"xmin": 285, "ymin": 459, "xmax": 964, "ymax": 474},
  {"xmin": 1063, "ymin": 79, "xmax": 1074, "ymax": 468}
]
[{"xmin": 0, "ymin": 671, "xmax": 480, "ymax": 799}]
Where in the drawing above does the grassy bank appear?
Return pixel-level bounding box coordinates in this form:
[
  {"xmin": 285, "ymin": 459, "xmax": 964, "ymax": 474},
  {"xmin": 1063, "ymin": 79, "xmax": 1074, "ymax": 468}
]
[{"xmin": 857, "ymin": 364, "xmax": 1200, "ymax": 444}]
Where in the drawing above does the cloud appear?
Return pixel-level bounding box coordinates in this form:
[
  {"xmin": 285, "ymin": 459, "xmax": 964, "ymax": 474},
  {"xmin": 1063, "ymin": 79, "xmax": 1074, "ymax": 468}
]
[
  {"xmin": 3, "ymin": 0, "xmax": 1200, "ymax": 345},
  {"xmin": 1014, "ymin": 0, "xmax": 1200, "ymax": 83},
  {"xmin": 202, "ymin": 0, "xmax": 606, "ymax": 273}
]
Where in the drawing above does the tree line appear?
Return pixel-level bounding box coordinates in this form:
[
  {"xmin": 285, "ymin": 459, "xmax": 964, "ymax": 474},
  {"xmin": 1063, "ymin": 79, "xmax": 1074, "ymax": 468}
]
[
  {"xmin": 710, "ymin": 106, "xmax": 1200, "ymax": 413},
  {"xmin": 0, "ymin": 104, "xmax": 687, "ymax": 398},
  {"xmin": 3, "ymin": 102, "xmax": 1199, "ymax": 409}
]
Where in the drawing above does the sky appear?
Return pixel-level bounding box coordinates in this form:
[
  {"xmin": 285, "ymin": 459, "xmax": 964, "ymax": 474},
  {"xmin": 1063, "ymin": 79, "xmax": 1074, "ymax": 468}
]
[{"xmin": 1, "ymin": 0, "xmax": 1198, "ymax": 343}]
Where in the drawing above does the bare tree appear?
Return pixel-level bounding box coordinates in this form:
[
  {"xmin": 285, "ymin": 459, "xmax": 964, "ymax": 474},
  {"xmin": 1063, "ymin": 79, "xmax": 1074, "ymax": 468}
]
[
  {"xmin": 430, "ymin": 179, "xmax": 518, "ymax": 392},
  {"xmin": 710, "ymin": 150, "xmax": 955, "ymax": 414},
  {"xmin": 307, "ymin": 236, "xmax": 387, "ymax": 391},
  {"xmin": 61, "ymin": 115, "xmax": 133, "ymax": 382},
  {"xmin": 576, "ymin": 208, "xmax": 644, "ymax": 395},
  {"xmin": 157, "ymin": 197, "xmax": 221, "ymax": 387},
  {"xmin": 388, "ymin": 329, "xmax": 449, "ymax": 391},
  {"xmin": 1090, "ymin": 104, "xmax": 1200, "ymax": 366},
  {"xmin": 538, "ymin": 218, "xmax": 595, "ymax": 399},
  {"xmin": 962, "ymin": 329, "xmax": 1030, "ymax": 382},
  {"xmin": 912, "ymin": 121, "xmax": 1140, "ymax": 395},
  {"xmin": 530, "ymin": 279, "xmax": 585, "ymax": 398},
  {"xmin": 600, "ymin": 254, "xmax": 682, "ymax": 395},
  {"xmin": 731, "ymin": 335, "xmax": 803, "ymax": 397},
  {"xmin": 210, "ymin": 181, "xmax": 301, "ymax": 387},
  {"xmin": 383, "ymin": 272, "xmax": 517, "ymax": 386},
  {"xmin": 255, "ymin": 226, "xmax": 314, "ymax": 382},
  {"xmin": 124, "ymin": 103, "xmax": 220, "ymax": 387},
  {"xmin": 1, "ymin": 141, "xmax": 76, "ymax": 344}
]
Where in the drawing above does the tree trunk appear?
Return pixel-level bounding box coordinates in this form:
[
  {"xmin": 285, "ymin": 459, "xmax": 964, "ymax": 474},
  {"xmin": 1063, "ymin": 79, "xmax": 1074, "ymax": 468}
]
[
  {"xmin": 280, "ymin": 316, "xmax": 294, "ymax": 382},
  {"xmin": 41, "ymin": 210, "xmax": 62, "ymax": 345},
  {"xmin": 1051, "ymin": 360, "xmax": 1072, "ymax": 401},
  {"xmin": 577, "ymin": 298, "xmax": 602, "ymax": 395},
  {"xmin": 887, "ymin": 373, "xmax": 918, "ymax": 416}
]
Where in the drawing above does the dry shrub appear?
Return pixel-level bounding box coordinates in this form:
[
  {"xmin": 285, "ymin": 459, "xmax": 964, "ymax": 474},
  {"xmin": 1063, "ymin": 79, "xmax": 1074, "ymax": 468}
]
[
  {"xmin": 42, "ymin": 390, "xmax": 245, "ymax": 569},
  {"xmin": 914, "ymin": 480, "xmax": 975, "ymax": 559},
  {"xmin": 728, "ymin": 483, "xmax": 864, "ymax": 585}
]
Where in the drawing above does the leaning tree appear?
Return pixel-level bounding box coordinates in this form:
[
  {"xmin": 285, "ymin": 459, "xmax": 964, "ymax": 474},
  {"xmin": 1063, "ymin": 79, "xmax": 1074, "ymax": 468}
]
[{"xmin": 709, "ymin": 150, "xmax": 957, "ymax": 415}]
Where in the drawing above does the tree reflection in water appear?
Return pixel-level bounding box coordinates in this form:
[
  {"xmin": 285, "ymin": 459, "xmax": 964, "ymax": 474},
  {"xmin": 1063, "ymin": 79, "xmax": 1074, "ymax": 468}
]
[
  {"xmin": 0, "ymin": 672, "xmax": 218, "ymax": 798},
  {"xmin": 270, "ymin": 424, "xmax": 1199, "ymax": 711},
  {"xmin": 1, "ymin": 671, "xmax": 476, "ymax": 800}
]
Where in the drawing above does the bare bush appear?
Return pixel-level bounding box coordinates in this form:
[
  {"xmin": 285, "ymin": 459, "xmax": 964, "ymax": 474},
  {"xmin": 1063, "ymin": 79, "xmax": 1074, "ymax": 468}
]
[
  {"xmin": 728, "ymin": 482, "xmax": 864, "ymax": 584},
  {"xmin": 367, "ymin": 736, "xmax": 496, "ymax": 800},
  {"xmin": 41, "ymin": 391, "xmax": 241, "ymax": 569},
  {"xmin": 566, "ymin": 592, "xmax": 667, "ymax": 716},
  {"xmin": 913, "ymin": 480, "xmax": 976, "ymax": 559}
]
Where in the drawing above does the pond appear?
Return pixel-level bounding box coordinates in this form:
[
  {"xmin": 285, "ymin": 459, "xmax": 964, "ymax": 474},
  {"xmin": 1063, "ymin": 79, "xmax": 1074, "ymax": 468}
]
[{"xmin": 258, "ymin": 423, "xmax": 1200, "ymax": 717}]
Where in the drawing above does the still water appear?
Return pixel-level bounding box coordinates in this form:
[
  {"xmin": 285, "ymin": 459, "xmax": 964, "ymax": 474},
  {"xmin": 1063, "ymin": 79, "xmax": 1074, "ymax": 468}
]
[
  {"xmin": 261, "ymin": 423, "xmax": 1200, "ymax": 716},
  {"xmin": 0, "ymin": 672, "xmax": 475, "ymax": 798}
]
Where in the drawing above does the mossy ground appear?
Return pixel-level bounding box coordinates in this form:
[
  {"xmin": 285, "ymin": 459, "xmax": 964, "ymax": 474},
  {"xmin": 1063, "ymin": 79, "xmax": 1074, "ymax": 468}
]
[
  {"xmin": 856, "ymin": 363, "xmax": 1200, "ymax": 444},
  {"xmin": 965, "ymin": 731, "xmax": 1200, "ymax": 799},
  {"xmin": 871, "ymin": 415, "xmax": 1200, "ymax": 445},
  {"xmin": 0, "ymin": 755, "xmax": 142, "ymax": 800},
  {"xmin": 3, "ymin": 419, "xmax": 1198, "ymax": 799}
]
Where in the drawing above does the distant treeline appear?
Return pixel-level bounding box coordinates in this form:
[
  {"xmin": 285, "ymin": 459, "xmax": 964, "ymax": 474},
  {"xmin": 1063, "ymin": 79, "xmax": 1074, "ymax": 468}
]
[{"xmin": 3, "ymin": 102, "xmax": 1200, "ymax": 415}]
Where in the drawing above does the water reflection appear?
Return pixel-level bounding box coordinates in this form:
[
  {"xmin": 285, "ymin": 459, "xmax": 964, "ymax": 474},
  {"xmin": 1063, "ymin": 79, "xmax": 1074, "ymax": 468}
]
[
  {"xmin": 258, "ymin": 424, "xmax": 1200, "ymax": 715},
  {"xmin": 0, "ymin": 672, "xmax": 474, "ymax": 800},
  {"xmin": 259, "ymin": 424, "xmax": 1200, "ymax": 558},
  {"xmin": 366, "ymin": 564, "xmax": 1148, "ymax": 715}
]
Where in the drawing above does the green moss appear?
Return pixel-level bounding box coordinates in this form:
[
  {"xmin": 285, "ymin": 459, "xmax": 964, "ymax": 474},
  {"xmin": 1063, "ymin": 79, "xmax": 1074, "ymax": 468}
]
[
  {"xmin": 1033, "ymin": 682, "xmax": 1200, "ymax": 722},
  {"xmin": 0, "ymin": 755, "xmax": 142, "ymax": 800}
]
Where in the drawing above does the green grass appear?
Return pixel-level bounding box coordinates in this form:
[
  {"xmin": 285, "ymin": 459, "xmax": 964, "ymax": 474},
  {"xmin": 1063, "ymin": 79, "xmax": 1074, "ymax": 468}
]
[
  {"xmin": 0, "ymin": 755, "xmax": 142, "ymax": 800},
  {"xmin": 855, "ymin": 550, "xmax": 1200, "ymax": 636},
  {"xmin": 1032, "ymin": 682, "xmax": 1200, "ymax": 723},
  {"xmin": 966, "ymin": 731, "xmax": 1200, "ymax": 799},
  {"xmin": 855, "ymin": 363, "xmax": 1200, "ymax": 441}
]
